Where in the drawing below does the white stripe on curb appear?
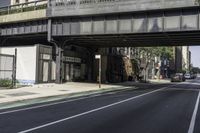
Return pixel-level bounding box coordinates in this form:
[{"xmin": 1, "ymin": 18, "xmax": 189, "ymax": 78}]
[{"xmin": 188, "ymin": 91, "xmax": 200, "ymax": 133}]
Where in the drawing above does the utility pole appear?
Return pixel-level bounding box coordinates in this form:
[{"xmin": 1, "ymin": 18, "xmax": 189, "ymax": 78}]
[{"xmin": 95, "ymin": 55, "xmax": 101, "ymax": 88}]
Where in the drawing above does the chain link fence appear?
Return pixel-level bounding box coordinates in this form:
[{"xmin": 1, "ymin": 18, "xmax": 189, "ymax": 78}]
[{"xmin": 0, "ymin": 51, "xmax": 16, "ymax": 88}]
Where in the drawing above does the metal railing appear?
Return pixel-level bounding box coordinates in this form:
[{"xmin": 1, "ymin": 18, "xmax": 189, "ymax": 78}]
[{"xmin": 0, "ymin": 0, "xmax": 47, "ymax": 16}]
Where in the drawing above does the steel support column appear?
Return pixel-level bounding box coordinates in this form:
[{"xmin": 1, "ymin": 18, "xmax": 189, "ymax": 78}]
[{"xmin": 87, "ymin": 48, "xmax": 95, "ymax": 81}]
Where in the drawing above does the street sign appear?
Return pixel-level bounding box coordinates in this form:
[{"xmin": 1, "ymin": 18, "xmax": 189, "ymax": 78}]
[{"xmin": 95, "ymin": 55, "xmax": 101, "ymax": 59}]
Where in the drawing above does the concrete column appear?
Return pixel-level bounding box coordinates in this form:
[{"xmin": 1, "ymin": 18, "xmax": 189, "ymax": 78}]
[
  {"xmin": 56, "ymin": 44, "xmax": 63, "ymax": 84},
  {"xmin": 86, "ymin": 48, "xmax": 95, "ymax": 82},
  {"xmin": 88, "ymin": 54, "xmax": 93, "ymax": 81}
]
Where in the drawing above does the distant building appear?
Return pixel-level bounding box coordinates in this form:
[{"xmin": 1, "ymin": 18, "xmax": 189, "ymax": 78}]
[
  {"xmin": 0, "ymin": 0, "xmax": 11, "ymax": 7},
  {"xmin": 11, "ymin": 0, "xmax": 35, "ymax": 5},
  {"xmin": 10, "ymin": 0, "xmax": 47, "ymax": 5},
  {"xmin": 182, "ymin": 46, "xmax": 190, "ymax": 71},
  {"xmin": 175, "ymin": 46, "xmax": 183, "ymax": 72},
  {"xmin": 94, "ymin": 47, "xmax": 134, "ymax": 83},
  {"xmin": 174, "ymin": 46, "xmax": 190, "ymax": 73},
  {"xmin": 189, "ymin": 51, "xmax": 192, "ymax": 71}
]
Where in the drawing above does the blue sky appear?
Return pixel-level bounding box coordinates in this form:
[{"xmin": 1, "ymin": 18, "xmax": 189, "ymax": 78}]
[{"xmin": 189, "ymin": 46, "xmax": 200, "ymax": 67}]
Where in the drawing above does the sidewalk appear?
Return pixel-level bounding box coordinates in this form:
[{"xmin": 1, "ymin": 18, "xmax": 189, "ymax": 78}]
[
  {"xmin": 0, "ymin": 82, "xmax": 134, "ymax": 109},
  {"xmin": 149, "ymin": 79, "xmax": 171, "ymax": 84}
]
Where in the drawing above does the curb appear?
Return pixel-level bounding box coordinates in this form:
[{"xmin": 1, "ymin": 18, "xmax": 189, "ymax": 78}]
[{"xmin": 0, "ymin": 86, "xmax": 136, "ymax": 110}]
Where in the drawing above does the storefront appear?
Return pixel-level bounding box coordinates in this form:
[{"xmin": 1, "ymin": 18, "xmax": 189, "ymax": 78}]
[
  {"xmin": 37, "ymin": 45, "xmax": 87, "ymax": 83},
  {"xmin": 37, "ymin": 45, "xmax": 56, "ymax": 83},
  {"xmin": 63, "ymin": 56, "xmax": 84, "ymax": 82}
]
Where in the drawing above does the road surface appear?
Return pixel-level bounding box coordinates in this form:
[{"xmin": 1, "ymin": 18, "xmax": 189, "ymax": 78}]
[{"xmin": 0, "ymin": 79, "xmax": 200, "ymax": 133}]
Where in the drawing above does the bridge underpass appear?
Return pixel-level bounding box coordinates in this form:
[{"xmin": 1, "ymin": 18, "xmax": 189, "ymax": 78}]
[
  {"xmin": 1, "ymin": 2, "xmax": 200, "ymax": 132},
  {"xmin": 1, "ymin": 0, "xmax": 200, "ymax": 83}
]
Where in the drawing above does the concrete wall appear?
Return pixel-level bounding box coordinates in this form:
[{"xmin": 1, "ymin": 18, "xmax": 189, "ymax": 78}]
[
  {"xmin": 51, "ymin": 9, "xmax": 199, "ymax": 37},
  {"xmin": 0, "ymin": 9, "xmax": 46, "ymax": 24},
  {"xmin": 48, "ymin": 0, "xmax": 197, "ymax": 17},
  {"xmin": 0, "ymin": 46, "xmax": 37, "ymax": 84}
]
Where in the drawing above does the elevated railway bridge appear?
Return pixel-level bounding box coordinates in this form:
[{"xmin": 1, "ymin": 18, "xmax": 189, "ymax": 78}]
[{"xmin": 0, "ymin": 0, "xmax": 200, "ymax": 83}]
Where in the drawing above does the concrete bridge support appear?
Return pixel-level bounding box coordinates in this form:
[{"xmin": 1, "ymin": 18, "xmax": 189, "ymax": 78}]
[{"xmin": 55, "ymin": 44, "xmax": 63, "ymax": 84}]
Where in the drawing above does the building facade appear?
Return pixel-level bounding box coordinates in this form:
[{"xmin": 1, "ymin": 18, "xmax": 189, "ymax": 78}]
[
  {"xmin": 0, "ymin": 44, "xmax": 90, "ymax": 85},
  {"xmin": 93, "ymin": 47, "xmax": 134, "ymax": 83},
  {"xmin": 189, "ymin": 51, "xmax": 192, "ymax": 71},
  {"xmin": 174, "ymin": 46, "xmax": 191, "ymax": 73},
  {"xmin": 0, "ymin": 0, "xmax": 11, "ymax": 7},
  {"xmin": 11, "ymin": 0, "xmax": 36, "ymax": 5},
  {"xmin": 182, "ymin": 46, "xmax": 190, "ymax": 71}
]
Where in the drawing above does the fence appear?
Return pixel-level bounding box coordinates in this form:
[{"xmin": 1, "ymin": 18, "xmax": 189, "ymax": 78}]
[
  {"xmin": 0, "ymin": 0, "xmax": 47, "ymax": 16},
  {"xmin": 0, "ymin": 50, "xmax": 16, "ymax": 88}
]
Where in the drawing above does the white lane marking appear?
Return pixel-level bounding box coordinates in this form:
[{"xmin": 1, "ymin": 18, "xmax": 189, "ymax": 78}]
[
  {"xmin": 0, "ymin": 96, "xmax": 89, "ymax": 115},
  {"xmin": 188, "ymin": 91, "xmax": 200, "ymax": 133},
  {"xmin": 0, "ymin": 84, "xmax": 180, "ymax": 115},
  {"xmin": 163, "ymin": 88, "xmax": 199, "ymax": 92},
  {"xmin": 182, "ymin": 82, "xmax": 200, "ymax": 85},
  {"xmin": 18, "ymin": 86, "xmax": 174, "ymax": 133},
  {"xmin": 0, "ymin": 87, "xmax": 131, "ymax": 115}
]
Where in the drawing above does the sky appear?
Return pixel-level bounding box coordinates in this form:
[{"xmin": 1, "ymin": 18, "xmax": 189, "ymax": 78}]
[{"xmin": 189, "ymin": 46, "xmax": 200, "ymax": 68}]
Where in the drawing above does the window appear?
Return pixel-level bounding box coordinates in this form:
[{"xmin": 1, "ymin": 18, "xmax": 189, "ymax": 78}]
[{"xmin": 15, "ymin": 0, "xmax": 19, "ymax": 4}]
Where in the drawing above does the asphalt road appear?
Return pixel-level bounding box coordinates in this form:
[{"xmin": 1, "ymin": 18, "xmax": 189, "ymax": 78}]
[{"xmin": 0, "ymin": 79, "xmax": 200, "ymax": 133}]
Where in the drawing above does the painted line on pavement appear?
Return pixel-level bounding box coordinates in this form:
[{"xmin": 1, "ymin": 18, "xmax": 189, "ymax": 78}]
[
  {"xmin": 0, "ymin": 83, "xmax": 180, "ymax": 116},
  {"xmin": 162, "ymin": 88, "xmax": 199, "ymax": 92},
  {"xmin": 18, "ymin": 84, "xmax": 180, "ymax": 133},
  {"xmin": 188, "ymin": 90, "xmax": 200, "ymax": 133},
  {"xmin": 0, "ymin": 87, "xmax": 131, "ymax": 115}
]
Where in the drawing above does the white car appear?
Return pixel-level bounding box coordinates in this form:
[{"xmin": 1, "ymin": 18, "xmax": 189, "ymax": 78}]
[{"xmin": 184, "ymin": 73, "xmax": 191, "ymax": 79}]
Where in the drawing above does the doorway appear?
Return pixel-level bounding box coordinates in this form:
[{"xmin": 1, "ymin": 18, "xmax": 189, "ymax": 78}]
[{"xmin": 42, "ymin": 61, "xmax": 49, "ymax": 82}]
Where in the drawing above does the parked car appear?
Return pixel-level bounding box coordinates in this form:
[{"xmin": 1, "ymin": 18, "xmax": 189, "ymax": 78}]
[
  {"xmin": 191, "ymin": 73, "xmax": 197, "ymax": 79},
  {"xmin": 171, "ymin": 73, "xmax": 185, "ymax": 82},
  {"xmin": 184, "ymin": 73, "xmax": 191, "ymax": 79}
]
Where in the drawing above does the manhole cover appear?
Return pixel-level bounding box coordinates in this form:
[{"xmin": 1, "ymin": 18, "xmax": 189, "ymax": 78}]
[{"xmin": 6, "ymin": 92, "xmax": 37, "ymax": 97}]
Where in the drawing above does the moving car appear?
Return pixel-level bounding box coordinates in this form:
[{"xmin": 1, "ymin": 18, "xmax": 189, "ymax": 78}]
[{"xmin": 171, "ymin": 73, "xmax": 185, "ymax": 82}]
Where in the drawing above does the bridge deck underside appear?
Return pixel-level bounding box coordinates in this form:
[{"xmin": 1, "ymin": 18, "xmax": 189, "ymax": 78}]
[
  {"xmin": 49, "ymin": 8, "xmax": 200, "ymax": 47},
  {"xmin": 54, "ymin": 31, "xmax": 200, "ymax": 47}
]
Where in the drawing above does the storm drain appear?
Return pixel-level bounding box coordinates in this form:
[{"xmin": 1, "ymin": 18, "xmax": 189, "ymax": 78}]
[{"xmin": 6, "ymin": 92, "xmax": 37, "ymax": 97}]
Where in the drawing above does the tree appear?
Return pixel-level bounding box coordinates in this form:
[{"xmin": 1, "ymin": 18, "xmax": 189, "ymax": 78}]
[
  {"xmin": 195, "ymin": 0, "xmax": 200, "ymax": 5},
  {"xmin": 191, "ymin": 67, "xmax": 200, "ymax": 74},
  {"xmin": 133, "ymin": 47, "xmax": 159, "ymax": 82},
  {"xmin": 132, "ymin": 47, "xmax": 174, "ymax": 81}
]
